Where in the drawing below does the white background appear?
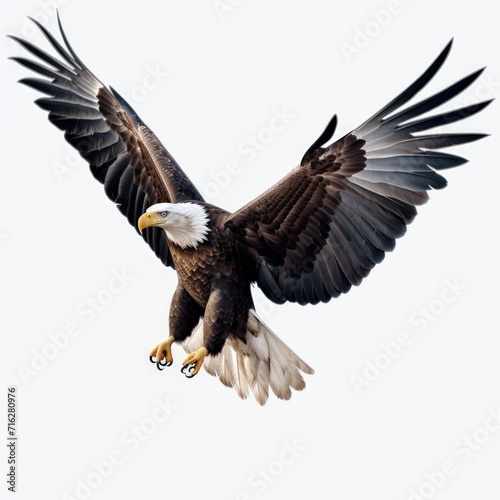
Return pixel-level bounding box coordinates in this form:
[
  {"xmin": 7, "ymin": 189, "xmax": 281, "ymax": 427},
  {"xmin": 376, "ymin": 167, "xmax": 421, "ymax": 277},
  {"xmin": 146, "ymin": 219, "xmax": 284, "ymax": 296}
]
[{"xmin": 1, "ymin": 1, "xmax": 499, "ymax": 499}]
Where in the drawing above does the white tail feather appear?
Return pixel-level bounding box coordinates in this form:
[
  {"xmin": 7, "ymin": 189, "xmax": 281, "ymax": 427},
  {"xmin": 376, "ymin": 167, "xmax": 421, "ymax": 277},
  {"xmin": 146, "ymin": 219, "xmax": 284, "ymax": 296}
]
[{"xmin": 181, "ymin": 310, "xmax": 314, "ymax": 405}]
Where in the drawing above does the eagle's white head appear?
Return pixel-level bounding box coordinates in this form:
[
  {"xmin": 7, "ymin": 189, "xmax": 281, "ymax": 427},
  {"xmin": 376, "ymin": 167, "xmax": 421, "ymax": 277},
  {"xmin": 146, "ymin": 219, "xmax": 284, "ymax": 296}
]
[{"xmin": 138, "ymin": 202, "xmax": 210, "ymax": 249}]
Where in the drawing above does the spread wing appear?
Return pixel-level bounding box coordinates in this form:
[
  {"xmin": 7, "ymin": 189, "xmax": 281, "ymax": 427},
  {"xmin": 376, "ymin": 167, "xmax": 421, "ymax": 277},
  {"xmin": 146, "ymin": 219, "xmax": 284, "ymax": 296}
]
[
  {"xmin": 9, "ymin": 15, "xmax": 204, "ymax": 268},
  {"xmin": 226, "ymin": 40, "xmax": 492, "ymax": 305}
]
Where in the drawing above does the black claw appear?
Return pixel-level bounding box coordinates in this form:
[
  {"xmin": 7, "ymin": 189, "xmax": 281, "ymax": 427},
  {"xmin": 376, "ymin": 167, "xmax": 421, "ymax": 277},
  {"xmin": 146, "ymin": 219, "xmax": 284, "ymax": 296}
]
[
  {"xmin": 181, "ymin": 363, "xmax": 197, "ymax": 378},
  {"xmin": 150, "ymin": 353, "xmax": 172, "ymax": 371}
]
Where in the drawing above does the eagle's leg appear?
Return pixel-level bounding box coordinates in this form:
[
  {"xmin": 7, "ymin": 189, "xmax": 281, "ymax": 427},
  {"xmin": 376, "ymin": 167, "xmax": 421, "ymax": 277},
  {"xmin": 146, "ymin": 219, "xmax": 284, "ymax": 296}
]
[
  {"xmin": 181, "ymin": 286, "xmax": 234, "ymax": 379},
  {"xmin": 181, "ymin": 347, "xmax": 208, "ymax": 378},
  {"xmin": 149, "ymin": 336, "xmax": 174, "ymax": 370},
  {"xmin": 150, "ymin": 285, "xmax": 203, "ymax": 371}
]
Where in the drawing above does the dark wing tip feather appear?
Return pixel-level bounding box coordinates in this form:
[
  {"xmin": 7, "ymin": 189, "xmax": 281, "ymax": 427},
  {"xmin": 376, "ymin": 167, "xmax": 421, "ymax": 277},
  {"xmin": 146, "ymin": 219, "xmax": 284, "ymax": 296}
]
[
  {"xmin": 398, "ymin": 99, "xmax": 493, "ymax": 135},
  {"xmin": 7, "ymin": 33, "xmax": 75, "ymax": 74},
  {"xmin": 356, "ymin": 39, "xmax": 456, "ymax": 138},
  {"xmin": 26, "ymin": 15, "xmax": 83, "ymax": 72},
  {"xmin": 301, "ymin": 114, "xmax": 338, "ymax": 166},
  {"xmin": 55, "ymin": 10, "xmax": 90, "ymax": 72},
  {"xmin": 382, "ymin": 67, "xmax": 487, "ymax": 129}
]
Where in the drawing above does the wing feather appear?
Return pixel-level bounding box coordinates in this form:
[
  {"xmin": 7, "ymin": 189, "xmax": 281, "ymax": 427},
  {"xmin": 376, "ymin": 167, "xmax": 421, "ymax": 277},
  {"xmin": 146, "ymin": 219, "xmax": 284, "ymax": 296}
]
[
  {"xmin": 9, "ymin": 15, "xmax": 204, "ymax": 269},
  {"xmin": 227, "ymin": 41, "xmax": 491, "ymax": 304}
]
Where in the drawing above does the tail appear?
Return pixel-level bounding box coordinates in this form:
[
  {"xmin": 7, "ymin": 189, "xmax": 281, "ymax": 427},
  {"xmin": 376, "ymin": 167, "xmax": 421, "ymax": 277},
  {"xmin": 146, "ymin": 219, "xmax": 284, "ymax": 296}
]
[{"xmin": 181, "ymin": 310, "xmax": 314, "ymax": 405}]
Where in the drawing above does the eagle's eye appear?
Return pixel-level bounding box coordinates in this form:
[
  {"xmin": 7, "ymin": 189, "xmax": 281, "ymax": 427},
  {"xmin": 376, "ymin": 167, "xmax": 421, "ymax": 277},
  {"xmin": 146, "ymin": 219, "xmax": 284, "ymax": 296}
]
[{"xmin": 159, "ymin": 211, "xmax": 168, "ymax": 218}]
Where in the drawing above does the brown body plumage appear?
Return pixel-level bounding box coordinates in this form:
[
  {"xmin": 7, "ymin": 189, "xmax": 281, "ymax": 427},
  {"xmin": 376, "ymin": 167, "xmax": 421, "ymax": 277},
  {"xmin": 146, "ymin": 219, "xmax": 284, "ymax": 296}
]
[{"xmin": 168, "ymin": 206, "xmax": 257, "ymax": 355}]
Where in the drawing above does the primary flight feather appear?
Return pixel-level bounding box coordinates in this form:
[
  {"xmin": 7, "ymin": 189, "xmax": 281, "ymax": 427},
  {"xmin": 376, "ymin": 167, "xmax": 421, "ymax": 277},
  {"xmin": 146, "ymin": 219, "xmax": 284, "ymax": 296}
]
[{"xmin": 9, "ymin": 15, "xmax": 491, "ymax": 404}]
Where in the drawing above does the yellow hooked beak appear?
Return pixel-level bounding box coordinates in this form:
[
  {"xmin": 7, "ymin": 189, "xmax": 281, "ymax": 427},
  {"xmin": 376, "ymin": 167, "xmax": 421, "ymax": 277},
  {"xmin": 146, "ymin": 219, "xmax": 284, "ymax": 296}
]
[{"xmin": 138, "ymin": 212, "xmax": 164, "ymax": 234}]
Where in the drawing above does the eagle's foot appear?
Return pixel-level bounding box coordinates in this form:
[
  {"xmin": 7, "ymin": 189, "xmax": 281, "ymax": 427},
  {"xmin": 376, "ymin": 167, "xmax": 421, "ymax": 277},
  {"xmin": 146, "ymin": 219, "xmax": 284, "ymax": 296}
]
[
  {"xmin": 149, "ymin": 336, "xmax": 175, "ymax": 371},
  {"xmin": 181, "ymin": 347, "xmax": 208, "ymax": 378}
]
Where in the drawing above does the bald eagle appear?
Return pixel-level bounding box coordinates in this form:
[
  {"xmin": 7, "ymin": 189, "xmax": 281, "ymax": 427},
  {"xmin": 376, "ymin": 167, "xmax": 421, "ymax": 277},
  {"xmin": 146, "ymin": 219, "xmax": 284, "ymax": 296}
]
[{"xmin": 9, "ymin": 16, "xmax": 491, "ymax": 404}]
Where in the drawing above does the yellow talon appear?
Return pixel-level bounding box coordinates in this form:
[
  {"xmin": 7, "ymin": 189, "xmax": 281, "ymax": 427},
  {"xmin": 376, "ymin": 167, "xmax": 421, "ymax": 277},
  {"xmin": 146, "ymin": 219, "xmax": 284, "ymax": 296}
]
[
  {"xmin": 150, "ymin": 336, "xmax": 175, "ymax": 366},
  {"xmin": 182, "ymin": 347, "xmax": 208, "ymax": 377}
]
